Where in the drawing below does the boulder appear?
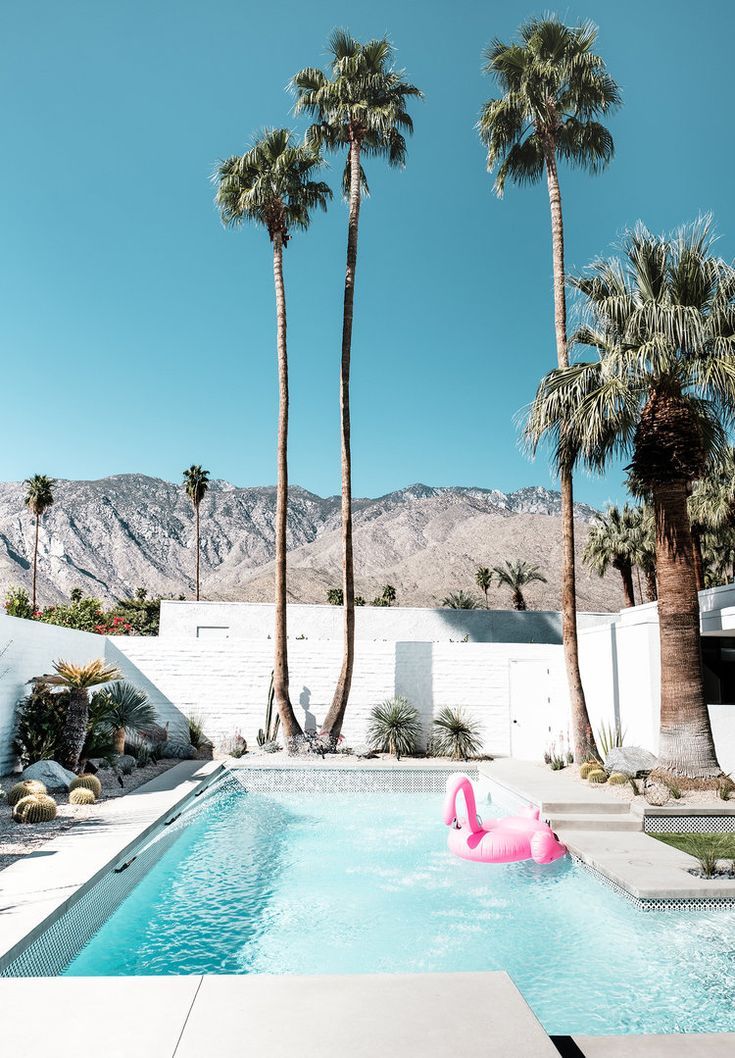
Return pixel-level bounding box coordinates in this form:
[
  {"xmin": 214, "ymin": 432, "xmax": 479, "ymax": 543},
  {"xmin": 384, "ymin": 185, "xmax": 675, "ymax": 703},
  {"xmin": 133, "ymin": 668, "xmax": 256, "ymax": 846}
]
[
  {"xmin": 21, "ymin": 760, "xmax": 76, "ymax": 791},
  {"xmin": 161, "ymin": 740, "xmax": 197, "ymax": 760},
  {"xmin": 604, "ymin": 746, "xmax": 657, "ymax": 778},
  {"xmin": 115, "ymin": 754, "xmax": 137, "ymax": 775},
  {"xmin": 644, "ymin": 782, "xmax": 670, "ymax": 807}
]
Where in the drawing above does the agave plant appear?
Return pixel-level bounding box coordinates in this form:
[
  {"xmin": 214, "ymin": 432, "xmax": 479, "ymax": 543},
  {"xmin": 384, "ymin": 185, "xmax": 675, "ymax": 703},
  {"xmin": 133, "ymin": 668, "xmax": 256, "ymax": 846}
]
[
  {"xmin": 367, "ymin": 696, "xmax": 422, "ymax": 759},
  {"xmin": 432, "ymin": 707, "xmax": 483, "ymax": 761},
  {"xmin": 46, "ymin": 659, "xmax": 121, "ymax": 769},
  {"xmin": 94, "ymin": 681, "xmax": 156, "ymax": 754}
]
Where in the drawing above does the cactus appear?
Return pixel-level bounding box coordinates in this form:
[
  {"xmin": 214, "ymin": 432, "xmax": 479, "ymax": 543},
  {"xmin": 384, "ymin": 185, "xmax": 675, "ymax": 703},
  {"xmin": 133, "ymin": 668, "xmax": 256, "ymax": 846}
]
[
  {"xmin": 588, "ymin": 769, "xmax": 608, "ymax": 784},
  {"xmin": 608, "ymin": 772, "xmax": 628, "ymax": 785},
  {"xmin": 257, "ymin": 671, "xmax": 281, "ymax": 748},
  {"xmin": 7, "ymin": 780, "xmax": 47, "ymax": 806},
  {"xmin": 69, "ymin": 787, "xmax": 96, "ymax": 805},
  {"xmin": 69, "ymin": 774, "xmax": 103, "ymax": 798},
  {"xmin": 13, "ymin": 794, "xmax": 57, "ymax": 823},
  {"xmin": 579, "ymin": 762, "xmax": 600, "ymax": 780}
]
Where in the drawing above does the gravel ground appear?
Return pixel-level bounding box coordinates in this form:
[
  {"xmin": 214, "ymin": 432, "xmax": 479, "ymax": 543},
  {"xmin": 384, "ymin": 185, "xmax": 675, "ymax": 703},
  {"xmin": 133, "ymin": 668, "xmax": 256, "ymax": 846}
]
[
  {"xmin": 0, "ymin": 760, "xmax": 180, "ymax": 873},
  {"xmin": 573, "ymin": 766, "xmax": 734, "ymax": 809}
]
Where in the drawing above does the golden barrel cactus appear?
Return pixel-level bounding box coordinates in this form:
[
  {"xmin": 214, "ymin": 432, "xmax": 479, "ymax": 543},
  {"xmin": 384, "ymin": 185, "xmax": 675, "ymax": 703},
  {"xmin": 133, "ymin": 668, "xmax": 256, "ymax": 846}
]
[
  {"xmin": 69, "ymin": 787, "xmax": 96, "ymax": 805},
  {"xmin": 69, "ymin": 774, "xmax": 102, "ymax": 798},
  {"xmin": 13, "ymin": 794, "xmax": 58, "ymax": 823},
  {"xmin": 8, "ymin": 780, "xmax": 47, "ymax": 806}
]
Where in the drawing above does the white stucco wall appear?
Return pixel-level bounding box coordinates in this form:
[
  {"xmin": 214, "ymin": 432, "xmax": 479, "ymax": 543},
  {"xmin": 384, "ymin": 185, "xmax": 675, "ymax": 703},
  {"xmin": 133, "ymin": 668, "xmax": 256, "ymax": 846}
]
[{"xmin": 0, "ymin": 614, "xmax": 104, "ymax": 773}]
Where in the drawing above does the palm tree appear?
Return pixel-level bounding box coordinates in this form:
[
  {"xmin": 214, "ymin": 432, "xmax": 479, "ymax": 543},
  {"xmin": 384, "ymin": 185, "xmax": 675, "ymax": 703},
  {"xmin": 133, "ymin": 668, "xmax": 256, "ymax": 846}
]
[
  {"xmin": 47, "ymin": 659, "xmax": 121, "ymax": 770},
  {"xmin": 95, "ymin": 681, "xmax": 156, "ymax": 754},
  {"xmin": 583, "ymin": 504, "xmax": 640, "ymax": 607},
  {"xmin": 628, "ymin": 504, "xmax": 658, "ymax": 601},
  {"xmin": 479, "ymin": 16, "xmax": 620, "ymax": 761},
  {"xmin": 689, "ymin": 447, "xmax": 735, "ymax": 590},
  {"xmin": 526, "ymin": 219, "xmax": 735, "ymax": 778},
  {"xmin": 492, "ymin": 560, "xmax": 547, "ymax": 611},
  {"xmin": 327, "ymin": 587, "xmax": 344, "ymax": 605},
  {"xmin": 23, "ymin": 474, "xmax": 56, "ymax": 613},
  {"xmin": 441, "ymin": 591, "xmax": 479, "ymax": 609},
  {"xmin": 292, "ymin": 32, "xmax": 422, "ymax": 740},
  {"xmin": 182, "ymin": 466, "xmax": 209, "ymax": 602},
  {"xmin": 215, "ymin": 129, "xmax": 331, "ymax": 750},
  {"xmin": 475, "ymin": 566, "xmax": 493, "ymax": 608}
]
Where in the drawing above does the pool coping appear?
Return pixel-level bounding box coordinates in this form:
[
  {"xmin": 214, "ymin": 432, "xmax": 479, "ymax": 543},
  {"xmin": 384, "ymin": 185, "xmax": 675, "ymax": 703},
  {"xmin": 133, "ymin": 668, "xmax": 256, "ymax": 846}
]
[{"xmin": 0, "ymin": 759, "xmax": 224, "ymax": 972}]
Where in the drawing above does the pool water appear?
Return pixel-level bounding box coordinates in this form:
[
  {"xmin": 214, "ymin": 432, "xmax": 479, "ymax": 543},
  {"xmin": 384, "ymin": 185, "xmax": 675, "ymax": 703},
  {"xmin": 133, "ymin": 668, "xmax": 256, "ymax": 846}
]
[{"xmin": 64, "ymin": 787, "xmax": 735, "ymax": 1035}]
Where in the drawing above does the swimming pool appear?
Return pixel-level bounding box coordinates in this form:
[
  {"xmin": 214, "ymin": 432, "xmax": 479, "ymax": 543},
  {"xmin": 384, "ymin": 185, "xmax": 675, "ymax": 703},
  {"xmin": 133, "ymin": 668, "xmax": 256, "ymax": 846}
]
[{"xmin": 59, "ymin": 785, "xmax": 735, "ymax": 1035}]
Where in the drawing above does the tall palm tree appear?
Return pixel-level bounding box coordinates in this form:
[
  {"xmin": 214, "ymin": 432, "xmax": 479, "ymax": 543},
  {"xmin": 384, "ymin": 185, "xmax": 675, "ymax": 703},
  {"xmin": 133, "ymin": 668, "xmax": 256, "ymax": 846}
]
[
  {"xmin": 23, "ymin": 474, "xmax": 56, "ymax": 613},
  {"xmin": 182, "ymin": 466, "xmax": 210, "ymax": 602},
  {"xmin": 526, "ymin": 219, "xmax": 735, "ymax": 778},
  {"xmin": 292, "ymin": 32, "xmax": 422, "ymax": 741},
  {"xmin": 583, "ymin": 504, "xmax": 640, "ymax": 607},
  {"xmin": 475, "ymin": 566, "xmax": 493, "ymax": 608},
  {"xmin": 215, "ymin": 129, "xmax": 331, "ymax": 749},
  {"xmin": 492, "ymin": 560, "xmax": 547, "ymax": 611},
  {"xmin": 479, "ymin": 16, "xmax": 620, "ymax": 761},
  {"xmin": 46, "ymin": 659, "xmax": 121, "ymax": 770}
]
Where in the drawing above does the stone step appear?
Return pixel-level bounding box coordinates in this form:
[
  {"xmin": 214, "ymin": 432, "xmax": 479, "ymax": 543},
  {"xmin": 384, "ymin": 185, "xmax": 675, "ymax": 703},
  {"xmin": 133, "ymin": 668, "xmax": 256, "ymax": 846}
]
[
  {"xmin": 549, "ymin": 813, "xmax": 641, "ymax": 832},
  {"xmin": 540, "ymin": 799, "xmax": 631, "ymax": 815}
]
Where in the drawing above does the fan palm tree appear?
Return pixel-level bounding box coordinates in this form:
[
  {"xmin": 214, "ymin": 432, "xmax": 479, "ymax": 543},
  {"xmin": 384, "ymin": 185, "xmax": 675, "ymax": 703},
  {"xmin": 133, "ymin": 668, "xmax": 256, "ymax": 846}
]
[
  {"xmin": 215, "ymin": 128, "xmax": 331, "ymax": 749},
  {"xmin": 24, "ymin": 474, "xmax": 56, "ymax": 613},
  {"xmin": 475, "ymin": 566, "xmax": 493, "ymax": 608},
  {"xmin": 492, "ymin": 560, "xmax": 547, "ymax": 611},
  {"xmin": 46, "ymin": 659, "xmax": 121, "ymax": 770},
  {"xmin": 479, "ymin": 16, "xmax": 620, "ymax": 761},
  {"xmin": 326, "ymin": 587, "xmax": 344, "ymax": 605},
  {"xmin": 95, "ymin": 681, "xmax": 156, "ymax": 754},
  {"xmin": 583, "ymin": 504, "xmax": 640, "ymax": 607},
  {"xmin": 441, "ymin": 591, "xmax": 479, "ymax": 609},
  {"xmin": 689, "ymin": 447, "xmax": 735, "ymax": 590},
  {"xmin": 292, "ymin": 32, "xmax": 422, "ymax": 740},
  {"xmin": 628, "ymin": 503, "xmax": 658, "ymax": 601},
  {"xmin": 526, "ymin": 219, "xmax": 735, "ymax": 777},
  {"xmin": 182, "ymin": 466, "xmax": 209, "ymax": 602}
]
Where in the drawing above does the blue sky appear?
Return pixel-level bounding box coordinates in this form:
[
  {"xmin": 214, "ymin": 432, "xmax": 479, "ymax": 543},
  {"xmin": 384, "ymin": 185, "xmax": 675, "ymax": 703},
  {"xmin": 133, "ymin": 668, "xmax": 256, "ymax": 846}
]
[{"xmin": 2, "ymin": 0, "xmax": 734, "ymax": 506}]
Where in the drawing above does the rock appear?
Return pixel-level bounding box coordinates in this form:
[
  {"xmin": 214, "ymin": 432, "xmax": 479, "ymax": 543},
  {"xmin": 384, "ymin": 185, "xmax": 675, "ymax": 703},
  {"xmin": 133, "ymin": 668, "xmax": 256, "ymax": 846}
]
[
  {"xmin": 353, "ymin": 743, "xmax": 378, "ymax": 759},
  {"xmin": 138, "ymin": 722, "xmax": 169, "ymax": 744},
  {"xmin": 604, "ymin": 746, "xmax": 657, "ymax": 778},
  {"xmin": 161, "ymin": 740, "xmax": 197, "ymax": 760},
  {"xmin": 195, "ymin": 744, "xmax": 214, "ymax": 760},
  {"xmin": 21, "ymin": 760, "xmax": 76, "ymax": 791},
  {"xmin": 644, "ymin": 782, "xmax": 669, "ymax": 806},
  {"xmin": 114, "ymin": 754, "xmax": 137, "ymax": 775}
]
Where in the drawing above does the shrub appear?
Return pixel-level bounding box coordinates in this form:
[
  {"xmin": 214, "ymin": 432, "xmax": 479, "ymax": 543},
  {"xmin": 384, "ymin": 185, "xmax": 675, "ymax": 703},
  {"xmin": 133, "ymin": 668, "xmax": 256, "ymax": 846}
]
[
  {"xmin": 8, "ymin": 779, "xmax": 48, "ymax": 806},
  {"xmin": 13, "ymin": 794, "xmax": 57, "ymax": 823},
  {"xmin": 186, "ymin": 713, "xmax": 207, "ymax": 750},
  {"xmin": 686, "ymin": 834, "xmax": 732, "ymax": 879},
  {"xmin": 69, "ymin": 787, "xmax": 96, "ymax": 805},
  {"xmin": 367, "ymin": 697, "xmax": 422, "ymax": 759},
  {"xmin": 12, "ymin": 683, "xmax": 69, "ymax": 765},
  {"xmin": 587, "ymin": 769, "xmax": 608, "ymax": 784},
  {"xmin": 5, "ymin": 586, "xmax": 34, "ymax": 619},
  {"xmin": 70, "ymin": 774, "xmax": 102, "ymax": 798},
  {"xmin": 596, "ymin": 720, "xmax": 625, "ymax": 759},
  {"xmin": 431, "ymin": 707, "xmax": 483, "ymax": 761}
]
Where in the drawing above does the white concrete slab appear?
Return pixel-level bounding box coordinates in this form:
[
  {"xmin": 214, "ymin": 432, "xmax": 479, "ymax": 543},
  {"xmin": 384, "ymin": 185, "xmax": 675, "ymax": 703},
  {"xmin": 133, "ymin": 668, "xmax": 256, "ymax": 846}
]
[
  {"xmin": 174, "ymin": 972, "xmax": 559, "ymax": 1058},
  {"xmin": 0, "ymin": 976, "xmax": 202, "ymax": 1058},
  {"xmin": 575, "ymin": 1033, "xmax": 735, "ymax": 1056}
]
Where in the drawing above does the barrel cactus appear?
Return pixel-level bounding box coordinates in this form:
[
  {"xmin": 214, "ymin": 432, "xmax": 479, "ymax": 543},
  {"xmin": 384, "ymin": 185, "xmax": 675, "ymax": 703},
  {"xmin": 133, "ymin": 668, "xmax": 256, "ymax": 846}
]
[
  {"xmin": 579, "ymin": 762, "xmax": 599, "ymax": 780},
  {"xmin": 608, "ymin": 772, "xmax": 628, "ymax": 785},
  {"xmin": 8, "ymin": 779, "xmax": 47, "ymax": 807},
  {"xmin": 69, "ymin": 787, "xmax": 96, "ymax": 806},
  {"xmin": 13, "ymin": 794, "xmax": 58, "ymax": 823},
  {"xmin": 588, "ymin": 769, "xmax": 608, "ymax": 784},
  {"xmin": 69, "ymin": 774, "xmax": 102, "ymax": 798}
]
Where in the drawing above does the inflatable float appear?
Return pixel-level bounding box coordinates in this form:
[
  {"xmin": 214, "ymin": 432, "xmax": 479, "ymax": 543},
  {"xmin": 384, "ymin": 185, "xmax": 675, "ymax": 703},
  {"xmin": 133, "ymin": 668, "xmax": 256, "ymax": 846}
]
[{"xmin": 443, "ymin": 773, "xmax": 567, "ymax": 865}]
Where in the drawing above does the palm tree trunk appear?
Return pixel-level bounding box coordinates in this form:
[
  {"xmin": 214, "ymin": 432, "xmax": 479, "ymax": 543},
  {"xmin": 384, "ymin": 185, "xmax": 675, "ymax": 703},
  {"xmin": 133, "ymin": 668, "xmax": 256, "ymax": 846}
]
[
  {"xmin": 545, "ymin": 143, "xmax": 597, "ymax": 761},
  {"xmin": 114, "ymin": 726, "xmax": 126, "ymax": 755},
  {"xmin": 691, "ymin": 527, "xmax": 706, "ymax": 592},
  {"xmin": 645, "ymin": 568, "xmax": 658, "ymax": 601},
  {"xmin": 616, "ymin": 560, "xmax": 636, "ymax": 607},
  {"xmin": 323, "ymin": 138, "xmax": 362, "ymax": 740},
  {"xmin": 513, "ymin": 590, "xmax": 526, "ymax": 611},
  {"xmin": 195, "ymin": 503, "xmax": 201, "ymax": 601},
  {"xmin": 654, "ymin": 480, "xmax": 720, "ymax": 777},
  {"xmin": 61, "ymin": 687, "xmax": 90, "ymax": 771},
  {"xmin": 272, "ymin": 231, "xmax": 302, "ymax": 748},
  {"xmin": 32, "ymin": 513, "xmax": 39, "ymax": 613}
]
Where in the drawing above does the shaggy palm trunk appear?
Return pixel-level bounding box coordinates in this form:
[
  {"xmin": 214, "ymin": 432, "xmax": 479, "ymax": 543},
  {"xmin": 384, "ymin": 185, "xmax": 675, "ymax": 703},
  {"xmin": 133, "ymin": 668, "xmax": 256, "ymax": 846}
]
[
  {"xmin": 545, "ymin": 143, "xmax": 597, "ymax": 761},
  {"xmin": 323, "ymin": 137, "xmax": 362, "ymax": 740},
  {"xmin": 31, "ymin": 513, "xmax": 40, "ymax": 612},
  {"xmin": 272, "ymin": 231, "xmax": 302, "ymax": 747},
  {"xmin": 61, "ymin": 687, "xmax": 90, "ymax": 771},
  {"xmin": 195, "ymin": 503, "xmax": 201, "ymax": 601},
  {"xmin": 114, "ymin": 726, "xmax": 126, "ymax": 755},
  {"xmin": 654, "ymin": 481, "xmax": 720, "ymax": 776},
  {"xmin": 691, "ymin": 528, "xmax": 706, "ymax": 593},
  {"xmin": 615, "ymin": 559, "xmax": 636, "ymax": 607},
  {"xmin": 645, "ymin": 568, "xmax": 658, "ymax": 601},
  {"xmin": 513, "ymin": 590, "xmax": 526, "ymax": 611}
]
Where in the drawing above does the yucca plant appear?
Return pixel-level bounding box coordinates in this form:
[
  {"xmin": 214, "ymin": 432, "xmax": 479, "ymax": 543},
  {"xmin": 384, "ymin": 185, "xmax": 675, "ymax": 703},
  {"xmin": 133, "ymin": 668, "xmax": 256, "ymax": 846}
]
[
  {"xmin": 93, "ymin": 681, "xmax": 156, "ymax": 754},
  {"xmin": 46, "ymin": 659, "xmax": 121, "ymax": 770},
  {"xmin": 596, "ymin": 720, "xmax": 625, "ymax": 760},
  {"xmin": 367, "ymin": 696, "xmax": 422, "ymax": 759},
  {"xmin": 432, "ymin": 707, "xmax": 483, "ymax": 761}
]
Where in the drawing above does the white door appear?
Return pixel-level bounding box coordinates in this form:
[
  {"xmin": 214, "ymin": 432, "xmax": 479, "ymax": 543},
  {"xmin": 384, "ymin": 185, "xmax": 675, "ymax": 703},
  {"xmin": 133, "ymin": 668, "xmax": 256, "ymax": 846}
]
[{"xmin": 509, "ymin": 660, "xmax": 553, "ymax": 760}]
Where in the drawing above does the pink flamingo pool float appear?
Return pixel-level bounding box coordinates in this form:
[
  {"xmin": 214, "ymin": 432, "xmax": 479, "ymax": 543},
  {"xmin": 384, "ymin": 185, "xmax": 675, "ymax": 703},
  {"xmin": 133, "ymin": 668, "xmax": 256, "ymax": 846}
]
[{"xmin": 443, "ymin": 773, "xmax": 567, "ymax": 865}]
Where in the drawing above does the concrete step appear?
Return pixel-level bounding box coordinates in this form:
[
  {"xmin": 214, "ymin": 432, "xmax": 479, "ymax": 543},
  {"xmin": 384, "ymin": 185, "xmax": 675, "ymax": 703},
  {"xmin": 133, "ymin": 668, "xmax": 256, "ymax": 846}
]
[
  {"xmin": 541, "ymin": 799, "xmax": 630, "ymax": 815},
  {"xmin": 549, "ymin": 813, "xmax": 641, "ymax": 832}
]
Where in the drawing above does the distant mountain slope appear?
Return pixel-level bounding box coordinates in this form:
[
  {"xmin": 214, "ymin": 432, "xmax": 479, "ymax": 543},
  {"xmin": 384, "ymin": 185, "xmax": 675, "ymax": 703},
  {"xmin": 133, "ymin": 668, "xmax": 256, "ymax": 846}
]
[{"xmin": 0, "ymin": 475, "xmax": 623, "ymax": 612}]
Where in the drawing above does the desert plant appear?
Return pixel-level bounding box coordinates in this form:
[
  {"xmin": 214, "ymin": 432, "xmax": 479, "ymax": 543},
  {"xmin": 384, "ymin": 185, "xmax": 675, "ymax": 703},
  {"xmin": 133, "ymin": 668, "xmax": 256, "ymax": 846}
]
[
  {"xmin": 12, "ymin": 682, "xmax": 69, "ymax": 765},
  {"xmin": 587, "ymin": 769, "xmax": 608, "ymax": 784},
  {"xmin": 596, "ymin": 720, "xmax": 625, "ymax": 759},
  {"xmin": 475, "ymin": 566, "xmax": 493, "ymax": 608},
  {"xmin": 608, "ymin": 772, "xmax": 629, "ymax": 785},
  {"xmin": 93, "ymin": 682, "xmax": 156, "ymax": 754},
  {"xmin": 257, "ymin": 672, "xmax": 281, "ymax": 748},
  {"xmin": 684, "ymin": 834, "xmax": 733, "ymax": 878},
  {"xmin": 666, "ymin": 781, "xmax": 683, "ymax": 800},
  {"xmin": 24, "ymin": 474, "xmax": 56, "ymax": 612},
  {"xmin": 182, "ymin": 465, "xmax": 210, "ymax": 602},
  {"xmin": 7, "ymin": 779, "xmax": 47, "ymax": 806},
  {"xmin": 718, "ymin": 780, "xmax": 734, "ymax": 801},
  {"xmin": 69, "ymin": 787, "xmax": 96, "ymax": 805},
  {"xmin": 432, "ymin": 707, "xmax": 483, "ymax": 761},
  {"xmin": 579, "ymin": 762, "xmax": 598, "ymax": 780},
  {"xmin": 549, "ymin": 755, "xmax": 566, "ymax": 771},
  {"xmin": 69, "ymin": 774, "xmax": 102, "ymax": 798},
  {"xmin": 326, "ymin": 587, "xmax": 344, "ymax": 606},
  {"xmin": 367, "ymin": 696, "xmax": 422, "ymax": 759},
  {"xmin": 220, "ymin": 731, "xmax": 248, "ymax": 758},
  {"xmin": 492, "ymin": 560, "xmax": 547, "ymax": 611},
  {"xmin": 13, "ymin": 794, "xmax": 57, "ymax": 823},
  {"xmin": 186, "ymin": 713, "xmax": 207, "ymax": 750},
  {"xmin": 441, "ymin": 591, "xmax": 479, "ymax": 609},
  {"xmin": 46, "ymin": 659, "xmax": 121, "ymax": 770}
]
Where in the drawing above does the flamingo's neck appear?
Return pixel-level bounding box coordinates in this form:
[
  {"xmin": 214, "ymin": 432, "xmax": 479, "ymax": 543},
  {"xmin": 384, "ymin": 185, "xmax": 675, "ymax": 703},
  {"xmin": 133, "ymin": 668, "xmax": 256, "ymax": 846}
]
[{"xmin": 444, "ymin": 775, "xmax": 482, "ymax": 833}]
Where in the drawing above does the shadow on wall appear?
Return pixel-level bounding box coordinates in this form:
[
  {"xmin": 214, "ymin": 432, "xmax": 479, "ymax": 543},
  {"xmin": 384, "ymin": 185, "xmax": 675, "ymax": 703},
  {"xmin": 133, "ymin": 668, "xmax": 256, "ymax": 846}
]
[
  {"xmin": 395, "ymin": 642, "xmax": 433, "ymax": 746},
  {"xmin": 104, "ymin": 640, "xmax": 190, "ymax": 741},
  {"xmin": 435, "ymin": 608, "xmax": 562, "ymax": 645}
]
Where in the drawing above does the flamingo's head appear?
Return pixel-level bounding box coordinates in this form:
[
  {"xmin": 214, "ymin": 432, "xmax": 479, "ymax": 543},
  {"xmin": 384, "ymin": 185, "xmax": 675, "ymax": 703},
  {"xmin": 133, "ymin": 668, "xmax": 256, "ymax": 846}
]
[{"xmin": 529, "ymin": 829, "xmax": 567, "ymax": 864}]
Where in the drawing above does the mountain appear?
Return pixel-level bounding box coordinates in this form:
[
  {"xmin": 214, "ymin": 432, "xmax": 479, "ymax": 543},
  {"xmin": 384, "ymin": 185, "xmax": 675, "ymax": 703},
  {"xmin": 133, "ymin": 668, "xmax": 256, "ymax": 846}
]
[{"xmin": 0, "ymin": 475, "xmax": 624, "ymax": 612}]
